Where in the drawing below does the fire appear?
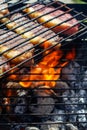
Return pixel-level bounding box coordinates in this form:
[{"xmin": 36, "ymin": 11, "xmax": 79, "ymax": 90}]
[
  {"xmin": 8, "ymin": 65, "xmax": 18, "ymax": 80},
  {"xmin": 20, "ymin": 50, "xmax": 63, "ymax": 88},
  {"xmin": 19, "ymin": 48, "xmax": 73, "ymax": 89},
  {"xmin": 66, "ymin": 48, "xmax": 76, "ymax": 60}
]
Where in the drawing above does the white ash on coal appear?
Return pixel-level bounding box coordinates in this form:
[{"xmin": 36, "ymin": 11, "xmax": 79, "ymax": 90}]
[
  {"xmin": 1, "ymin": 60, "xmax": 87, "ymax": 130},
  {"xmin": 40, "ymin": 120, "xmax": 65, "ymax": 130},
  {"xmin": 66, "ymin": 124, "xmax": 78, "ymax": 130},
  {"xmin": 0, "ymin": 28, "xmax": 86, "ymax": 129},
  {"xmin": 76, "ymin": 90, "xmax": 87, "ymax": 128},
  {"xmin": 73, "ymin": 89, "xmax": 87, "ymax": 128},
  {"xmin": 82, "ymin": 70, "xmax": 87, "ymax": 88},
  {"xmin": 25, "ymin": 127, "xmax": 40, "ymax": 130},
  {"xmin": 77, "ymin": 109, "xmax": 87, "ymax": 128},
  {"xmin": 62, "ymin": 90, "xmax": 78, "ymax": 123},
  {"xmin": 51, "ymin": 109, "xmax": 66, "ymax": 122},
  {"xmin": 61, "ymin": 60, "xmax": 87, "ymax": 129},
  {"xmin": 5, "ymin": 82, "xmax": 28, "ymax": 114}
]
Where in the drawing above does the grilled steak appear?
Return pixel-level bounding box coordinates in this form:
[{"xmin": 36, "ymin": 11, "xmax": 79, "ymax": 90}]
[
  {"xmin": 23, "ymin": 4, "xmax": 79, "ymax": 35},
  {"xmin": 10, "ymin": 13, "xmax": 61, "ymax": 48},
  {"xmin": 0, "ymin": 29, "xmax": 34, "ymax": 65},
  {"xmin": 0, "ymin": 56, "xmax": 10, "ymax": 76}
]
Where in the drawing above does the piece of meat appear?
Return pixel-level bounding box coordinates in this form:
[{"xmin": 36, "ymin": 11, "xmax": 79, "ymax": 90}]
[
  {"xmin": 0, "ymin": 29, "xmax": 34, "ymax": 65},
  {"xmin": 23, "ymin": 4, "xmax": 79, "ymax": 35},
  {"xmin": 0, "ymin": 0, "xmax": 9, "ymax": 15},
  {"xmin": 0, "ymin": 56, "xmax": 10, "ymax": 76},
  {"xmin": 10, "ymin": 13, "xmax": 61, "ymax": 49}
]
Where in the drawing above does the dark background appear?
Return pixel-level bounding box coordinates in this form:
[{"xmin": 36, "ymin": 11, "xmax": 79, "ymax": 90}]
[{"xmin": 67, "ymin": 4, "xmax": 87, "ymax": 15}]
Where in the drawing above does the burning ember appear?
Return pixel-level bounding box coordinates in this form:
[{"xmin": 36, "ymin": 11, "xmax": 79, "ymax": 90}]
[{"xmin": 20, "ymin": 48, "xmax": 76, "ymax": 90}]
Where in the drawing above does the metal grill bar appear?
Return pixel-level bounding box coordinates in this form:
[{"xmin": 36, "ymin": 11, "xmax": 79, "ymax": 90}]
[
  {"xmin": 1, "ymin": 103, "xmax": 87, "ymax": 105},
  {"xmin": 0, "ymin": 1, "xmax": 86, "ymax": 41},
  {"xmin": 0, "ymin": 0, "xmax": 29, "ymax": 12},
  {"xmin": 0, "ymin": 3, "xmax": 69, "ymax": 44},
  {"xmin": 0, "ymin": 1, "xmax": 87, "ymax": 128},
  {"xmin": 0, "ymin": 3, "xmax": 66, "ymax": 51},
  {"xmin": 1, "ymin": 113, "xmax": 87, "ymax": 116},
  {"xmin": 1, "ymin": 21, "xmax": 86, "ymax": 77},
  {"xmin": 1, "ymin": 87, "xmax": 87, "ymax": 90},
  {"xmin": 0, "ymin": 95, "xmax": 87, "ymax": 98},
  {"xmin": 0, "ymin": 1, "xmax": 57, "ymax": 22},
  {"xmin": 0, "ymin": 1, "xmax": 86, "ymax": 77},
  {"xmin": 0, "ymin": 15, "xmax": 86, "ymax": 65},
  {"xmin": 26, "ymin": 102, "xmax": 86, "ymax": 106},
  {"xmin": 0, "ymin": 122, "xmax": 86, "ymax": 125}
]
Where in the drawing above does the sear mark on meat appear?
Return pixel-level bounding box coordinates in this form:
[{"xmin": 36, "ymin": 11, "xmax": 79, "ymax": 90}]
[
  {"xmin": 10, "ymin": 13, "xmax": 60, "ymax": 48},
  {"xmin": 0, "ymin": 29, "xmax": 34, "ymax": 65}
]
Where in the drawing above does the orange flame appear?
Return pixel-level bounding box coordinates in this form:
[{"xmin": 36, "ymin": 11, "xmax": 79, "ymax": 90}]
[
  {"xmin": 65, "ymin": 48, "xmax": 76, "ymax": 60},
  {"xmin": 20, "ymin": 50, "xmax": 63, "ymax": 88},
  {"xmin": 20, "ymin": 48, "xmax": 76, "ymax": 90}
]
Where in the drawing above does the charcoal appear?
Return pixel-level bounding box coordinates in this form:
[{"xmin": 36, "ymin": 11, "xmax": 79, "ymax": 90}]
[
  {"xmin": 51, "ymin": 109, "xmax": 66, "ymax": 122},
  {"xmin": 54, "ymin": 81, "xmax": 69, "ymax": 95},
  {"xmin": 62, "ymin": 87, "xmax": 87, "ymax": 127},
  {"xmin": 62, "ymin": 90, "xmax": 78, "ymax": 122},
  {"xmin": 14, "ymin": 89, "xmax": 28, "ymax": 114},
  {"xmin": 29, "ymin": 87, "xmax": 55, "ymax": 117},
  {"xmin": 83, "ymin": 71, "xmax": 87, "ymax": 88},
  {"xmin": 11, "ymin": 125, "xmax": 26, "ymax": 130},
  {"xmin": 66, "ymin": 124, "xmax": 78, "ymax": 130},
  {"xmin": 40, "ymin": 121, "xmax": 62, "ymax": 130},
  {"xmin": 63, "ymin": 90, "xmax": 77, "ymax": 111},
  {"xmin": 25, "ymin": 127, "xmax": 40, "ymax": 130},
  {"xmin": 61, "ymin": 61, "xmax": 80, "ymax": 87},
  {"xmin": 77, "ymin": 90, "xmax": 87, "ymax": 109},
  {"xmin": 6, "ymin": 82, "xmax": 21, "ymax": 88},
  {"xmin": 14, "ymin": 98, "xmax": 27, "ymax": 114},
  {"xmin": 75, "ymin": 89, "xmax": 87, "ymax": 128},
  {"xmin": 17, "ymin": 89, "xmax": 28, "ymax": 96},
  {"xmin": 77, "ymin": 109, "xmax": 87, "ymax": 128}
]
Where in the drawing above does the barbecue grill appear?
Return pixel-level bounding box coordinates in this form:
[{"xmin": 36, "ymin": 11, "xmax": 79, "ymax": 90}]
[{"xmin": 0, "ymin": 0, "xmax": 87, "ymax": 130}]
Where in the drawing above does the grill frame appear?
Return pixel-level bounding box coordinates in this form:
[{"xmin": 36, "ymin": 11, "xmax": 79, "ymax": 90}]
[
  {"xmin": 0, "ymin": 0, "xmax": 87, "ymax": 129},
  {"xmin": 0, "ymin": 0, "xmax": 87, "ymax": 77}
]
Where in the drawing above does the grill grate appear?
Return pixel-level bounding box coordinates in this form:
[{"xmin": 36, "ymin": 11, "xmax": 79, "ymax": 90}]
[
  {"xmin": 0, "ymin": 0, "xmax": 87, "ymax": 77},
  {"xmin": 0, "ymin": 0, "xmax": 87, "ymax": 130}
]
